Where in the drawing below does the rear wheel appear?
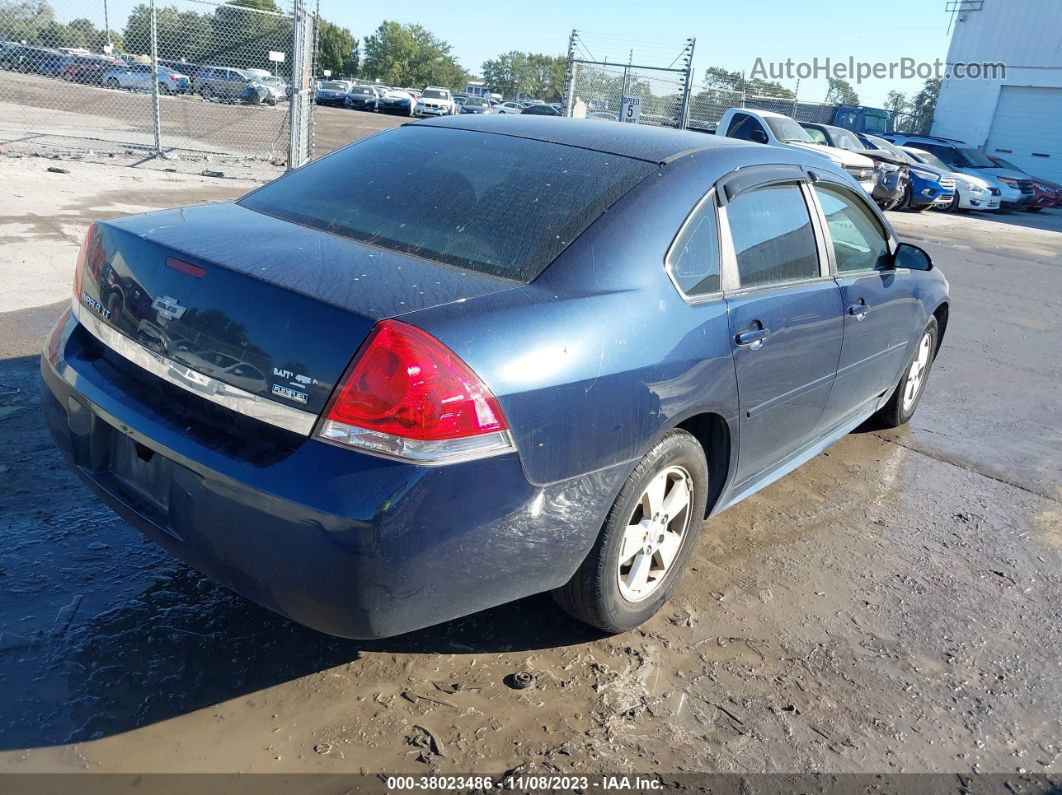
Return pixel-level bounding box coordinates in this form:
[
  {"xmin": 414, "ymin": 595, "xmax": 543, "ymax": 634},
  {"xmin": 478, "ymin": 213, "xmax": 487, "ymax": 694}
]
[
  {"xmin": 873, "ymin": 317, "xmax": 938, "ymax": 428},
  {"xmin": 158, "ymin": 81, "xmax": 171, "ymax": 95},
  {"xmin": 200, "ymin": 85, "xmax": 213, "ymax": 101},
  {"xmin": 106, "ymin": 77, "xmax": 119, "ymax": 89},
  {"xmin": 553, "ymin": 429, "xmax": 708, "ymax": 633},
  {"xmin": 1027, "ymin": 206, "xmax": 1043, "ymax": 213}
]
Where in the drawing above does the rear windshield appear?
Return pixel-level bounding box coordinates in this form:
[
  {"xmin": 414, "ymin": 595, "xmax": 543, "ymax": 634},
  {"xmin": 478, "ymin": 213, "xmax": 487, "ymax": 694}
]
[
  {"xmin": 320, "ymin": 81, "xmax": 346, "ymax": 90},
  {"xmin": 239, "ymin": 126, "xmax": 656, "ymax": 281}
]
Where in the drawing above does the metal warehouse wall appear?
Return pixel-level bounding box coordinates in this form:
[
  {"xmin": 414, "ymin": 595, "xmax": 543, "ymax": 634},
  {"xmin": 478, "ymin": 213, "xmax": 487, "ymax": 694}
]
[{"xmin": 932, "ymin": 0, "xmax": 1062, "ymax": 148}]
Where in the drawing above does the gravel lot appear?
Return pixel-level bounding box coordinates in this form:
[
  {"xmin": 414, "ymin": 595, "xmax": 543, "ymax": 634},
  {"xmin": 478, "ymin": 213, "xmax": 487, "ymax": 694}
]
[{"xmin": 0, "ymin": 146, "xmax": 1059, "ymax": 780}]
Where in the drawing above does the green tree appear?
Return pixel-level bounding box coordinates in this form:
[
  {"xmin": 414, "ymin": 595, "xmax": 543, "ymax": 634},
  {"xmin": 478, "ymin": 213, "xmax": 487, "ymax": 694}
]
[
  {"xmin": 123, "ymin": 4, "xmax": 211, "ymax": 61},
  {"xmin": 208, "ymin": 0, "xmax": 290, "ymax": 71},
  {"xmin": 481, "ymin": 50, "xmax": 530, "ymax": 98},
  {"xmin": 362, "ymin": 21, "xmax": 466, "ymax": 89},
  {"xmin": 909, "ymin": 77, "xmax": 941, "ymax": 136},
  {"xmin": 316, "ymin": 20, "xmax": 357, "ymax": 77},
  {"xmin": 824, "ymin": 76, "xmax": 859, "ymax": 105},
  {"xmin": 703, "ymin": 66, "xmax": 741, "ymax": 91},
  {"xmin": 0, "ymin": 0, "xmax": 54, "ymax": 43}
]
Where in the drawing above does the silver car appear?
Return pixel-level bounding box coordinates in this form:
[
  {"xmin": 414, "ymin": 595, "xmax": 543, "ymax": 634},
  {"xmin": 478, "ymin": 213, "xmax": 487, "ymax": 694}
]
[{"xmin": 101, "ymin": 63, "xmax": 190, "ymax": 94}]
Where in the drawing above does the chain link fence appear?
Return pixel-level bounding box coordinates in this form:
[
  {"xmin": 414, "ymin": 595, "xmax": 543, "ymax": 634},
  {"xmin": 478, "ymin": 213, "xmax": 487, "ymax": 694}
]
[
  {"xmin": 567, "ymin": 61, "xmax": 688, "ymax": 127},
  {"xmin": 0, "ymin": 0, "xmax": 316, "ymax": 168}
]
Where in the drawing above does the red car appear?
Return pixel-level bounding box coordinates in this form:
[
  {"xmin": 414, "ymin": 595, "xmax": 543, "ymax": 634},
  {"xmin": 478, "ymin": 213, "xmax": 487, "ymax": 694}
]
[
  {"xmin": 61, "ymin": 54, "xmax": 123, "ymax": 84},
  {"xmin": 988, "ymin": 155, "xmax": 1059, "ymax": 211}
]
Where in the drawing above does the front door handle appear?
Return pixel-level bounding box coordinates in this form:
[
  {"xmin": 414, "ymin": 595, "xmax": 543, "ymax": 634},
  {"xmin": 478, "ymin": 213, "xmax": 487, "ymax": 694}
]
[
  {"xmin": 735, "ymin": 326, "xmax": 770, "ymax": 350},
  {"xmin": 848, "ymin": 300, "xmax": 870, "ymax": 321}
]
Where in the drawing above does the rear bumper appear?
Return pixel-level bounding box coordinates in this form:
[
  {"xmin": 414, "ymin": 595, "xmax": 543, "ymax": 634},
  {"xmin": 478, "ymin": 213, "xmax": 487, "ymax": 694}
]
[{"xmin": 41, "ymin": 309, "xmax": 623, "ymax": 638}]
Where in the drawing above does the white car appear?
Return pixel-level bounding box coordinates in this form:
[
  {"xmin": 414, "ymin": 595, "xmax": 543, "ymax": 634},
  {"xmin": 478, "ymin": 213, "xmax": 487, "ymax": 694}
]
[
  {"xmin": 902, "ymin": 147, "xmax": 1001, "ymax": 212},
  {"xmin": 495, "ymin": 101, "xmax": 524, "ymax": 114},
  {"xmin": 415, "ymin": 87, "xmax": 456, "ymax": 117},
  {"xmin": 717, "ymin": 108, "xmax": 878, "ymax": 195}
]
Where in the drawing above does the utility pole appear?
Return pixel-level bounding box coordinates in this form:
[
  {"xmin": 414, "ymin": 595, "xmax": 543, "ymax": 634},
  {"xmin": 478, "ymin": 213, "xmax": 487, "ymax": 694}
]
[
  {"xmin": 564, "ymin": 28, "xmax": 577, "ymax": 116},
  {"xmin": 149, "ymin": 0, "xmax": 162, "ymax": 156}
]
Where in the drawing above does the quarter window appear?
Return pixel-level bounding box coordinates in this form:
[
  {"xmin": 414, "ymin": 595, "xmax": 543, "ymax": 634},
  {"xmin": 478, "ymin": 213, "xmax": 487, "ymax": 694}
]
[
  {"xmin": 668, "ymin": 199, "xmax": 721, "ymax": 297},
  {"xmin": 727, "ymin": 183, "xmax": 819, "ymax": 288},
  {"xmin": 813, "ymin": 183, "xmax": 890, "ymax": 273}
]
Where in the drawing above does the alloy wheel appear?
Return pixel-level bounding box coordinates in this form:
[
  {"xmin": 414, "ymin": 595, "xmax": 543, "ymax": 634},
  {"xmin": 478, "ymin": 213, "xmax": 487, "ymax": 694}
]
[
  {"xmin": 902, "ymin": 332, "xmax": 933, "ymax": 411},
  {"xmin": 617, "ymin": 465, "xmax": 692, "ymax": 602}
]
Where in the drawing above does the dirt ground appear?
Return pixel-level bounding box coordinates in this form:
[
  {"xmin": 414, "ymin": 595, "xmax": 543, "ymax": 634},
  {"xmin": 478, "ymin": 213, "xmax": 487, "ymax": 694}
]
[
  {"xmin": 0, "ymin": 70, "xmax": 404, "ymax": 165},
  {"xmin": 0, "ymin": 151, "xmax": 1059, "ymax": 780}
]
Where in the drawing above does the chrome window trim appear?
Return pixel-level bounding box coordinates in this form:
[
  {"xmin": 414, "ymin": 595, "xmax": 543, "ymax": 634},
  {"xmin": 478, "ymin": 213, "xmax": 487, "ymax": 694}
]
[
  {"xmin": 663, "ymin": 188, "xmax": 725, "ymax": 304},
  {"xmin": 72, "ymin": 299, "xmax": 317, "ymax": 436}
]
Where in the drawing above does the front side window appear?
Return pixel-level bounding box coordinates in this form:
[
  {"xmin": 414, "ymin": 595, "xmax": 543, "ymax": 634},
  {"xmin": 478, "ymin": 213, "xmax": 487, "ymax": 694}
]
[
  {"xmin": 813, "ymin": 183, "xmax": 890, "ymax": 273},
  {"xmin": 727, "ymin": 183, "xmax": 819, "ymax": 288},
  {"xmin": 727, "ymin": 113, "xmax": 766, "ymax": 141},
  {"xmin": 668, "ymin": 198, "xmax": 721, "ymax": 297}
]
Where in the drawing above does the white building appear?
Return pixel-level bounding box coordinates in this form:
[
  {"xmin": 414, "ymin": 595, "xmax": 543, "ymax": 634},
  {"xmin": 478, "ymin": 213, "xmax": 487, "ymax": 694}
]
[{"xmin": 932, "ymin": 0, "xmax": 1062, "ymax": 182}]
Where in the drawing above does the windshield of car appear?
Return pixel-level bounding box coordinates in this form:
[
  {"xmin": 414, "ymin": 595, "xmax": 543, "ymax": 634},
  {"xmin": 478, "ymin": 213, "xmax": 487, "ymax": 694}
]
[
  {"xmin": 350, "ymin": 86, "xmax": 373, "ymax": 95},
  {"xmin": 765, "ymin": 117, "xmax": 814, "ymax": 143},
  {"xmin": 831, "ymin": 127, "xmax": 863, "ymax": 151},
  {"xmin": 320, "ymin": 81, "xmax": 347, "ymax": 90},
  {"xmin": 240, "ymin": 126, "xmax": 657, "ymax": 282},
  {"xmin": 905, "ymin": 148, "xmax": 951, "ymax": 171},
  {"xmin": 465, "ymin": 98, "xmax": 487, "ymax": 106},
  {"xmin": 959, "ymin": 147, "xmax": 997, "ymax": 168},
  {"xmin": 990, "ymin": 155, "xmax": 1021, "ymax": 171},
  {"xmin": 865, "ymin": 136, "xmax": 916, "ymax": 164},
  {"xmin": 422, "ymin": 89, "xmax": 448, "ymax": 99}
]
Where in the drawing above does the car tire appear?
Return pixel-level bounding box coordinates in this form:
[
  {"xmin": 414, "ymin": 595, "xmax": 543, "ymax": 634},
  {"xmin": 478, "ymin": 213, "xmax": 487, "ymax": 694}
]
[
  {"xmin": 106, "ymin": 77, "xmax": 119, "ymax": 90},
  {"xmin": 941, "ymin": 193, "xmax": 960, "ymax": 213},
  {"xmin": 873, "ymin": 317, "xmax": 939, "ymax": 429},
  {"xmin": 200, "ymin": 85, "xmax": 213, "ymax": 101},
  {"xmin": 1027, "ymin": 207, "xmax": 1043, "ymax": 213},
  {"xmin": 553, "ymin": 428, "xmax": 708, "ymax": 633},
  {"xmin": 158, "ymin": 81, "xmax": 170, "ymax": 95}
]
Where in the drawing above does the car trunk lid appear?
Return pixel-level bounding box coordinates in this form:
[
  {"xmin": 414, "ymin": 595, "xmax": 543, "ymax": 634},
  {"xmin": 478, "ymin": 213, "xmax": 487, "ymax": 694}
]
[{"xmin": 77, "ymin": 202, "xmax": 517, "ymax": 419}]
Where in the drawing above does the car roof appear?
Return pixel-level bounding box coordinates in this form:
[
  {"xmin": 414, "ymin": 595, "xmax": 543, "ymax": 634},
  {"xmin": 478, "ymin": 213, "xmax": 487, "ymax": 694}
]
[{"xmin": 414, "ymin": 115, "xmax": 759, "ymax": 163}]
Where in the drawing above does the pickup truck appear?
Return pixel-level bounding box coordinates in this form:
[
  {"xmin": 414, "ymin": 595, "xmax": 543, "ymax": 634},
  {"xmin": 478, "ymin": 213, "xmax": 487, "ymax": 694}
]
[{"xmin": 716, "ymin": 108, "xmax": 877, "ymax": 195}]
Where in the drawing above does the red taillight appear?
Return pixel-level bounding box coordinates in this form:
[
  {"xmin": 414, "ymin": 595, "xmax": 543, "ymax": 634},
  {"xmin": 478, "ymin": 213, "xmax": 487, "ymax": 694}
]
[
  {"xmin": 317, "ymin": 320, "xmax": 514, "ymax": 463},
  {"xmin": 73, "ymin": 223, "xmax": 97, "ymax": 301}
]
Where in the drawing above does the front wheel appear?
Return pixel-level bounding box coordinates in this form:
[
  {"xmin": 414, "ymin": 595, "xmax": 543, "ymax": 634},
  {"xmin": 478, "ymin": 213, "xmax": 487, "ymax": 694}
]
[
  {"xmin": 553, "ymin": 429, "xmax": 708, "ymax": 633},
  {"xmin": 106, "ymin": 77, "xmax": 119, "ymax": 90},
  {"xmin": 873, "ymin": 317, "xmax": 939, "ymax": 428}
]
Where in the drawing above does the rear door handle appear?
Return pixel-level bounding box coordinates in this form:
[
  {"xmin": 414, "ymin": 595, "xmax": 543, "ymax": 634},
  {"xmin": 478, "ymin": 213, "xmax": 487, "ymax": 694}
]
[
  {"xmin": 848, "ymin": 300, "xmax": 869, "ymax": 321},
  {"xmin": 735, "ymin": 326, "xmax": 770, "ymax": 350}
]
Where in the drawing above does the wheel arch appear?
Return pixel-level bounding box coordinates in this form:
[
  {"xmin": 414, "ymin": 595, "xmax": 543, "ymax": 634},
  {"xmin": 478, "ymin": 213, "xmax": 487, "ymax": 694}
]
[
  {"xmin": 932, "ymin": 300, "xmax": 949, "ymax": 353},
  {"xmin": 674, "ymin": 411, "xmax": 732, "ymax": 518}
]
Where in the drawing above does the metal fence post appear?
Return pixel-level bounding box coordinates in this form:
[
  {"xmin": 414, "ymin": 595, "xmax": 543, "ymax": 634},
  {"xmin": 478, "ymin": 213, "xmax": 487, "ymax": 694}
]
[
  {"xmin": 288, "ymin": 0, "xmax": 304, "ymax": 169},
  {"xmin": 677, "ymin": 37, "xmax": 695, "ymax": 129},
  {"xmin": 564, "ymin": 29, "xmax": 577, "ymax": 116},
  {"xmin": 149, "ymin": 0, "xmax": 162, "ymax": 157}
]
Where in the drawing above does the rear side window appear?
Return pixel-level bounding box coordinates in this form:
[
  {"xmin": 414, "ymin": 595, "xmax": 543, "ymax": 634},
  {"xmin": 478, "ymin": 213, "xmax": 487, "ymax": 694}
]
[
  {"xmin": 727, "ymin": 183, "xmax": 819, "ymax": 288},
  {"xmin": 240, "ymin": 126, "xmax": 656, "ymax": 282},
  {"xmin": 667, "ymin": 198, "xmax": 720, "ymax": 297}
]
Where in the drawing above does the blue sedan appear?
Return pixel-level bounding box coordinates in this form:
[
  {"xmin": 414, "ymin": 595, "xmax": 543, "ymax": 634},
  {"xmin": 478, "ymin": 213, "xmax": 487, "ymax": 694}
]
[{"xmin": 41, "ymin": 116, "xmax": 949, "ymax": 638}]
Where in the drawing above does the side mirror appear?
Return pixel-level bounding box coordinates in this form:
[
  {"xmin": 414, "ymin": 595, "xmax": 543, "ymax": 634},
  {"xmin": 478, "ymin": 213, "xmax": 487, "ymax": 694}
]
[
  {"xmin": 751, "ymin": 129, "xmax": 769, "ymax": 144},
  {"xmin": 894, "ymin": 242, "xmax": 933, "ymax": 271}
]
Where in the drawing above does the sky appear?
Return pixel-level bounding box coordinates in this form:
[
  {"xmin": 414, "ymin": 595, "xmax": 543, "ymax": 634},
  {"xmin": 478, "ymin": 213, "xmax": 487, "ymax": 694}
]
[{"xmin": 319, "ymin": 0, "xmax": 959, "ymax": 106}]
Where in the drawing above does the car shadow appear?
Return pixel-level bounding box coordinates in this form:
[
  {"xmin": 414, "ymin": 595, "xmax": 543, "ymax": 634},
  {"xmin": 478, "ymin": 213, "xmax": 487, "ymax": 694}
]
[{"xmin": 0, "ymin": 353, "xmax": 604, "ymax": 751}]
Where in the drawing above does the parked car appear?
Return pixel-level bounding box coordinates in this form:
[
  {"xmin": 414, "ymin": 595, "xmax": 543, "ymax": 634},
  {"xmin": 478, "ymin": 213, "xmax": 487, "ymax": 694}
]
[
  {"xmin": 717, "ymin": 108, "xmax": 878, "ymax": 195},
  {"xmin": 193, "ymin": 65, "xmax": 255, "ymax": 102},
  {"xmin": 377, "ymin": 89, "xmax": 416, "ymax": 116},
  {"xmin": 521, "ymin": 104, "xmax": 562, "ymax": 116},
  {"xmin": 852, "ymin": 134, "xmax": 955, "ymax": 212},
  {"xmin": 415, "ymin": 86, "xmax": 457, "ymax": 117},
  {"xmin": 0, "ymin": 45, "xmax": 70, "ymax": 75},
  {"xmin": 459, "ymin": 96, "xmax": 492, "ymax": 114},
  {"xmin": 344, "ymin": 85, "xmax": 378, "ymax": 111},
  {"xmin": 60, "ymin": 54, "xmax": 124, "ymax": 84},
  {"xmin": 901, "ymin": 146, "xmax": 1000, "ymax": 213},
  {"xmin": 985, "ymin": 155, "xmax": 1059, "ymax": 211},
  {"xmin": 881, "ymin": 134, "xmax": 1033, "ymax": 209},
  {"xmin": 101, "ymin": 62, "xmax": 191, "ymax": 94},
  {"xmin": 802, "ymin": 123, "xmax": 906, "ymax": 210},
  {"xmin": 313, "ymin": 80, "xmax": 352, "ymax": 107},
  {"xmin": 45, "ymin": 116, "xmax": 948, "ymax": 639},
  {"xmin": 495, "ymin": 101, "xmax": 524, "ymax": 114}
]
